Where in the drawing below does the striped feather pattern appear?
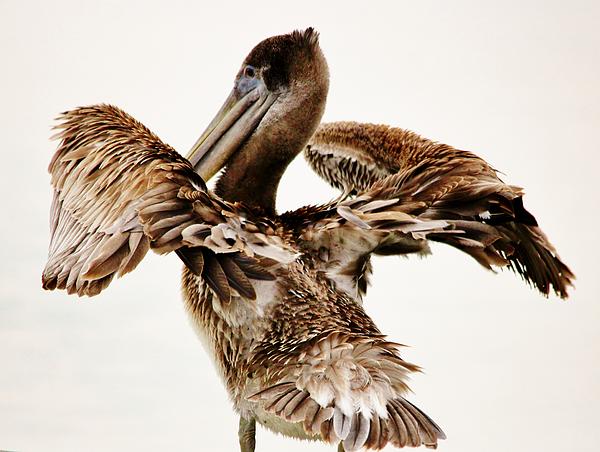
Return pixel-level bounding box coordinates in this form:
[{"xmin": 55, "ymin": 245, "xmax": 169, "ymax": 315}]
[
  {"xmin": 249, "ymin": 332, "xmax": 445, "ymax": 450},
  {"xmin": 303, "ymin": 121, "xmax": 574, "ymax": 298},
  {"xmin": 42, "ymin": 105, "xmax": 298, "ymax": 301}
]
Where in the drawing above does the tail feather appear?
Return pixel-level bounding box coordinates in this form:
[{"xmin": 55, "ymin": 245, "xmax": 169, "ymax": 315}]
[
  {"xmin": 331, "ymin": 396, "xmax": 444, "ymax": 450},
  {"xmin": 250, "ymin": 384, "xmax": 444, "ymax": 450}
]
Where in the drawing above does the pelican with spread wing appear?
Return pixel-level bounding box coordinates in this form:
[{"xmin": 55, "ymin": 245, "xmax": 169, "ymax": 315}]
[{"xmin": 42, "ymin": 29, "xmax": 573, "ymax": 451}]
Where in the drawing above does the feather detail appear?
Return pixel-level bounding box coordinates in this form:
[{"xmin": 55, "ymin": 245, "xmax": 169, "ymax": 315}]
[
  {"xmin": 43, "ymin": 104, "xmax": 297, "ymax": 301},
  {"xmin": 42, "ymin": 105, "xmax": 203, "ymax": 296},
  {"xmin": 218, "ymin": 256, "xmax": 257, "ymax": 300},
  {"xmin": 301, "ymin": 121, "xmax": 573, "ymax": 298},
  {"xmin": 202, "ymin": 252, "xmax": 231, "ymax": 304},
  {"xmin": 247, "ymin": 332, "xmax": 442, "ymax": 450}
]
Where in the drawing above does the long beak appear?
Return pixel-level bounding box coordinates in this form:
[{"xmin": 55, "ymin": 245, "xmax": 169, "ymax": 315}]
[{"xmin": 187, "ymin": 83, "xmax": 278, "ymax": 180}]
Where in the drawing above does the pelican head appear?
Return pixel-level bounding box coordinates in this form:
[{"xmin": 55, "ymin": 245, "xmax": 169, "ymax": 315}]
[{"xmin": 187, "ymin": 28, "xmax": 329, "ymax": 211}]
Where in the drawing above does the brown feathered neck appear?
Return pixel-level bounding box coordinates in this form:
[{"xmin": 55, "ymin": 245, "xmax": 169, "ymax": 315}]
[{"xmin": 214, "ymin": 29, "xmax": 329, "ymax": 215}]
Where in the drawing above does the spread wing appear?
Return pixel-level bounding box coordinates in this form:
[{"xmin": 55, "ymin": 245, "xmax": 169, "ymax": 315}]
[
  {"xmin": 301, "ymin": 121, "xmax": 574, "ymax": 298},
  {"xmin": 42, "ymin": 104, "xmax": 297, "ymax": 300}
]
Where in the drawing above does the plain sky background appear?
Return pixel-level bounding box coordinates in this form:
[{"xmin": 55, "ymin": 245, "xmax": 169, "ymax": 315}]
[{"xmin": 1, "ymin": 1, "xmax": 598, "ymax": 451}]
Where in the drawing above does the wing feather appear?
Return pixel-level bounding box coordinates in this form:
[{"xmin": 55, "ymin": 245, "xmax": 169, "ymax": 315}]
[
  {"xmin": 42, "ymin": 104, "xmax": 298, "ymax": 301},
  {"xmin": 301, "ymin": 121, "xmax": 573, "ymax": 298}
]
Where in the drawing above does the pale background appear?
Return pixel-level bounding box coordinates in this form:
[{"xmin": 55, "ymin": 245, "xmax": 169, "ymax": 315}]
[{"xmin": 1, "ymin": 1, "xmax": 598, "ymax": 451}]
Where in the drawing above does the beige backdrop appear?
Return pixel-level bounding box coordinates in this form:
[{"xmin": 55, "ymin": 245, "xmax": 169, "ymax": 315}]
[{"xmin": 1, "ymin": 1, "xmax": 598, "ymax": 451}]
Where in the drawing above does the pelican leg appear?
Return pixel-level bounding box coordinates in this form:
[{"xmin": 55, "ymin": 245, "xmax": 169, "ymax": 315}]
[
  {"xmin": 337, "ymin": 441, "xmax": 345, "ymax": 452},
  {"xmin": 239, "ymin": 416, "xmax": 256, "ymax": 452}
]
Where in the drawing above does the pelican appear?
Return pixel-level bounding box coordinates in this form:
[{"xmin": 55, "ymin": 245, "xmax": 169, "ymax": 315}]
[{"xmin": 42, "ymin": 29, "xmax": 573, "ymax": 451}]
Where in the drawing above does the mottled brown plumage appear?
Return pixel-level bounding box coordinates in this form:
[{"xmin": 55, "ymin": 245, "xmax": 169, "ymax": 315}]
[
  {"xmin": 305, "ymin": 122, "xmax": 574, "ymax": 299},
  {"xmin": 42, "ymin": 105, "xmax": 203, "ymax": 296},
  {"xmin": 42, "ymin": 28, "xmax": 572, "ymax": 452}
]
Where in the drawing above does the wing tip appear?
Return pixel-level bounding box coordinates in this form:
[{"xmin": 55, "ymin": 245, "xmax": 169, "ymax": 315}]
[{"xmin": 41, "ymin": 274, "xmax": 57, "ymax": 291}]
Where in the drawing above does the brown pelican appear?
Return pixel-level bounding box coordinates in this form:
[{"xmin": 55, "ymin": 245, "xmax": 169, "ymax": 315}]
[{"xmin": 42, "ymin": 29, "xmax": 573, "ymax": 451}]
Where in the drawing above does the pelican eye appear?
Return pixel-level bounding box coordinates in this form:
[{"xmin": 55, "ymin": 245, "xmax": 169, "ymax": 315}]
[{"xmin": 244, "ymin": 65, "xmax": 256, "ymax": 78}]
